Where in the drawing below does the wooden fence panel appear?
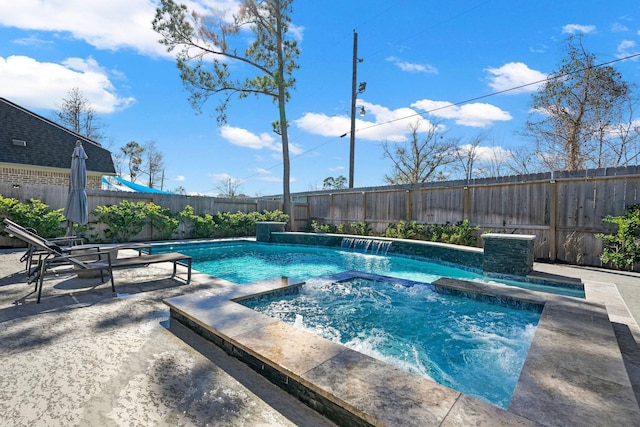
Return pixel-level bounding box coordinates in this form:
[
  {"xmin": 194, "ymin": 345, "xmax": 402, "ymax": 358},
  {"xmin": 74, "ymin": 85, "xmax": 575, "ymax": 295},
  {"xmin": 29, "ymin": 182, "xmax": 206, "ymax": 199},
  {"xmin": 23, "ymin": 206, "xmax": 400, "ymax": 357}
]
[
  {"xmin": 470, "ymin": 182, "xmax": 550, "ymax": 231},
  {"xmin": 365, "ymin": 191, "xmax": 407, "ymax": 228},
  {"xmin": 411, "ymin": 187, "xmax": 464, "ymax": 224},
  {"xmin": 292, "ymin": 203, "xmax": 308, "ymax": 230},
  {"xmin": 308, "ymin": 194, "xmax": 331, "ymax": 221},
  {"xmin": 332, "ymin": 192, "xmax": 364, "ymax": 223}
]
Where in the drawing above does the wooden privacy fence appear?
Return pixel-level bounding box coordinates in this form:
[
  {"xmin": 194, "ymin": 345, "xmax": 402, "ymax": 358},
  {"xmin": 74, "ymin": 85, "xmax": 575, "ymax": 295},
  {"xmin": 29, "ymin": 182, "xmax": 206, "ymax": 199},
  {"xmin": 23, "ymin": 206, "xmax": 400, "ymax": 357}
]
[
  {"xmin": 295, "ymin": 165, "xmax": 640, "ymax": 268},
  {"xmin": 2, "ymin": 164, "xmax": 640, "ymax": 268}
]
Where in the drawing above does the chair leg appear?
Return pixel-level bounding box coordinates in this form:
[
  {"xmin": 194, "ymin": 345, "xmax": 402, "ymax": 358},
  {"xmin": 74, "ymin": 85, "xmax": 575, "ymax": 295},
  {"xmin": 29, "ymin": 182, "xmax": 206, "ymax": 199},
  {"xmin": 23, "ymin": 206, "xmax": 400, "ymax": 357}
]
[
  {"xmin": 109, "ymin": 268, "xmax": 115, "ymax": 293},
  {"xmin": 36, "ymin": 261, "xmax": 46, "ymax": 303},
  {"xmin": 24, "ymin": 246, "xmax": 34, "ymax": 272}
]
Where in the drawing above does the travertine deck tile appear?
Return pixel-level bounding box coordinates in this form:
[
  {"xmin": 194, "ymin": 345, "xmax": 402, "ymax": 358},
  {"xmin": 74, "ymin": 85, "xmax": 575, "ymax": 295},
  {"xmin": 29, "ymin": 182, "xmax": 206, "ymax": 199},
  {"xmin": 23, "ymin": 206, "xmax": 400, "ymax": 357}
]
[
  {"xmin": 304, "ymin": 348, "xmax": 460, "ymax": 426},
  {"xmin": 233, "ymin": 321, "xmax": 346, "ymax": 378}
]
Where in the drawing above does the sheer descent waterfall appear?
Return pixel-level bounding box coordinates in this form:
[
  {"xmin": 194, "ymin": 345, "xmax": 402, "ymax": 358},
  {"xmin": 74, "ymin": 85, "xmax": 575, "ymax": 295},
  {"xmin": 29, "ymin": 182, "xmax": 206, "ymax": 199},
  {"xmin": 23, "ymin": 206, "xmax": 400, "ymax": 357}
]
[{"xmin": 341, "ymin": 237, "xmax": 392, "ymax": 255}]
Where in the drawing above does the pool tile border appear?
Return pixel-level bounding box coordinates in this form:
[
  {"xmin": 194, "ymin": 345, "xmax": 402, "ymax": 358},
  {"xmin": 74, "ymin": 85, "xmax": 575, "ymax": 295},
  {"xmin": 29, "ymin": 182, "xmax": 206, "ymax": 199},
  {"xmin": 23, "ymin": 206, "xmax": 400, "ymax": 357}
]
[{"xmin": 164, "ymin": 273, "xmax": 640, "ymax": 426}]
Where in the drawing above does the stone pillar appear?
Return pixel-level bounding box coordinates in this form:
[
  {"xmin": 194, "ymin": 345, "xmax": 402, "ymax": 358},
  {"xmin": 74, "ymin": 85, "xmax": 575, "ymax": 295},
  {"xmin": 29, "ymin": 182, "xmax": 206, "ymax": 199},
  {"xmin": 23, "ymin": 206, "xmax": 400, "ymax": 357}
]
[
  {"xmin": 256, "ymin": 221, "xmax": 287, "ymax": 242},
  {"xmin": 482, "ymin": 233, "xmax": 535, "ymax": 277}
]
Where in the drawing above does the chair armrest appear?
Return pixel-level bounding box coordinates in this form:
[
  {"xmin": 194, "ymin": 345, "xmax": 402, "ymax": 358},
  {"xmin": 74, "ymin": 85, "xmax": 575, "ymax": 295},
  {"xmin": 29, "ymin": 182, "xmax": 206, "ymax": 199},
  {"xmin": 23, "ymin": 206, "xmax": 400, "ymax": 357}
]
[{"xmin": 49, "ymin": 236, "xmax": 84, "ymax": 246}]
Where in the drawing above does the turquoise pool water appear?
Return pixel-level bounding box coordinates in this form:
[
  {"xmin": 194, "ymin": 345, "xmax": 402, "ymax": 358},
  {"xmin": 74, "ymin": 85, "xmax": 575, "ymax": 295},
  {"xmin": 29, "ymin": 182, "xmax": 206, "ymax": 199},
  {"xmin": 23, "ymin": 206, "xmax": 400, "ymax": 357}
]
[
  {"xmin": 153, "ymin": 240, "xmax": 584, "ymax": 298},
  {"xmin": 242, "ymin": 274, "xmax": 541, "ymax": 409}
]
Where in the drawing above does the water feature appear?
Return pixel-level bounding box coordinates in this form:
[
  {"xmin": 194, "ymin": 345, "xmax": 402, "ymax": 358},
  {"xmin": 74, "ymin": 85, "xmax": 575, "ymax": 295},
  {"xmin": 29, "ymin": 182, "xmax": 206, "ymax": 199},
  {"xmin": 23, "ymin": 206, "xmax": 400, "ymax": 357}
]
[
  {"xmin": 241, "ymin": 274, "xmax": 541, "ymax": 408},
  {"xmin": 341, "ymin": 237, "xmax": 392, "ymax": 255}
]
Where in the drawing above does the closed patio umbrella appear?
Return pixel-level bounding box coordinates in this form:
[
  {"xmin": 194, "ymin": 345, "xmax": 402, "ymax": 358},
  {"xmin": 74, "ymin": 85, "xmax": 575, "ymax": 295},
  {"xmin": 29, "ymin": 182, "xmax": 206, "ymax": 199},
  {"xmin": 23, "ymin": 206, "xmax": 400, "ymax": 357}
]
[{"xmin": 64, "ymin": 140, "xmax": 88, "ymax": 235}]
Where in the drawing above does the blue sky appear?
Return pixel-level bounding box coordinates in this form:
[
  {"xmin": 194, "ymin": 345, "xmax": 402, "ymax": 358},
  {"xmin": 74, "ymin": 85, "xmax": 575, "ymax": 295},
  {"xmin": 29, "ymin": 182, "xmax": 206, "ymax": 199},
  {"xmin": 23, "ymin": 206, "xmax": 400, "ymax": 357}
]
[{"xmin": 1, "ymin": 0, "xmax": 640, "ymax": 196}]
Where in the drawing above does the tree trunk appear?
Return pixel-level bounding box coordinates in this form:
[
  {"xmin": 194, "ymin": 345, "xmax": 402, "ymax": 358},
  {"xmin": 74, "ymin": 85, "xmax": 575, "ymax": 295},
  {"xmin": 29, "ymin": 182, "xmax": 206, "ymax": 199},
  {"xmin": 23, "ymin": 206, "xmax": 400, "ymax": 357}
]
[{"xmin": 275, "ymin": 0, "xmax": 293, "ymax": 230}]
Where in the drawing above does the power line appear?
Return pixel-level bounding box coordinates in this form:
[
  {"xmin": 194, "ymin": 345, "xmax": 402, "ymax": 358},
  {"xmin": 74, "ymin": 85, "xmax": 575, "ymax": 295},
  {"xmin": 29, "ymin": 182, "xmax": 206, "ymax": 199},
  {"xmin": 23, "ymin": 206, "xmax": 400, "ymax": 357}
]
[
  {"xmin": 351, "ymin": 51, "xmax": 640, "ymax": 136},
  {"xmin": 240, "ymin": 50, "xmax": 640, "ymax": 186}
]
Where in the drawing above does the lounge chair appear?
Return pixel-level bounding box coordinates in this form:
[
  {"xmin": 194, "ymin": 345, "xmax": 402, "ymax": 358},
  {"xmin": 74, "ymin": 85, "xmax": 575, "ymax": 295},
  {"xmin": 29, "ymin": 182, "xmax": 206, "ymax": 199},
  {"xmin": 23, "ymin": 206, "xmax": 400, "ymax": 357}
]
[
  {"xmin": 2, "ymin": 218, "xmax": 152, "ymax": 272},
  {"xmin": 4, "ymin": 222, "xmax": 191, "ymax": 303}
]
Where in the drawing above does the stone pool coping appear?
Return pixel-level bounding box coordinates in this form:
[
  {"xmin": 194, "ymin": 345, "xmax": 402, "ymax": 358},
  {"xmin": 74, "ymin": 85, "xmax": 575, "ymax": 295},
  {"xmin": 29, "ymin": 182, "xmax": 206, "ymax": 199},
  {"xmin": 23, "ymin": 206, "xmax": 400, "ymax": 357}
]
[{"xmin": 164, "ymin": 273, "xmax": 640, "ymax": 426}]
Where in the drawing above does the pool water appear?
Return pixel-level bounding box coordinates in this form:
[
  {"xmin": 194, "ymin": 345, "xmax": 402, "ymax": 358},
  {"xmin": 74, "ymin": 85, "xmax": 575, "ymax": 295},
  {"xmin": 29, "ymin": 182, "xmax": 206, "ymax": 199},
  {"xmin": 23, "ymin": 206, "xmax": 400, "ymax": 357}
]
[
  {"xmin": 242, "ymin": 275, "xmax": 541, "ymax": 409},
  {"xmin": 153, "ymin": 241, "xmax": 584, "ymax": 298}
]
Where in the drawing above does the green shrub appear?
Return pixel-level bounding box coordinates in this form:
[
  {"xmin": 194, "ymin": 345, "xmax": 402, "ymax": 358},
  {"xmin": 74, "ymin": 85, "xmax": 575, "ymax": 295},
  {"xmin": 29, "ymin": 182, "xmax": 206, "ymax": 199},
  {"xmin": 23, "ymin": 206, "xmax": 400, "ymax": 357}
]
[
  {"xmin": 214, "ymin": 211, "xmax": 249, "ymax": 237},
  {"xmin": 596, "ymin": 205, "xmax": 640, "ymax": 270},
  {"xmin": 384, "ymin": 221, "xmax": 423, "ymax": 239},
  {"xmin": 444, "ymin": 220, "xmax": 478, "ymax": 246},
  {"xmin": 384, "ymin": 219, "xmax": 477, "ymax": 246},
  {"xmin": 179, "ymin": 207, "xmax": 289, "ymax": 239},
  {"xmin": 257, "ymin": 209, "xmax": 289, "ymax": 223},
  {"xmin": 179, "ymin": 205, "xmax": 215, "ymax": 238},
  {"xmin": 0, "ymin": 195, "xmax": 65, "ymax": 238},
  {"xmin": 213, "ymin": 210, "xmax": 290, "ymax": 237},
  {"xmin": 145, "ymin": 203, "xmax": 179, "ymax": 240},
  {"xmin": 350, "ymin": 221, "xmax": 371, "ymax": 236},
  {"xmin": 92, "ymin": 200, "xmax": 148, "ymax": 242},
  {"xmin": 309, "ymin": 220, "xmax": 342, "ymax": 234}
]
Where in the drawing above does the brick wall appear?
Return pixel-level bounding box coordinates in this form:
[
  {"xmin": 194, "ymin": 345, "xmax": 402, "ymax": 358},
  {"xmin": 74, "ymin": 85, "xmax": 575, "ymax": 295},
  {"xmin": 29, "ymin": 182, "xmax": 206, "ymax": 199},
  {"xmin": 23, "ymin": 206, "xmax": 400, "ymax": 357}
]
[{"xmin": 0, "ymin": 166, "xmax": 102, "ymax": 189}]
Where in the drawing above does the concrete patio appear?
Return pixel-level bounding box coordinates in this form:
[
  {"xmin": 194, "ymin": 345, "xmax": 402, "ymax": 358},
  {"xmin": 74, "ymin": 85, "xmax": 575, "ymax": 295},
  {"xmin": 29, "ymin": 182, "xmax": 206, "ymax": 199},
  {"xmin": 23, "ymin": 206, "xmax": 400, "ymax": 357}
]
[{"xmin": 0, "ymin": 246, "xmax": 639, "ymax": 426}]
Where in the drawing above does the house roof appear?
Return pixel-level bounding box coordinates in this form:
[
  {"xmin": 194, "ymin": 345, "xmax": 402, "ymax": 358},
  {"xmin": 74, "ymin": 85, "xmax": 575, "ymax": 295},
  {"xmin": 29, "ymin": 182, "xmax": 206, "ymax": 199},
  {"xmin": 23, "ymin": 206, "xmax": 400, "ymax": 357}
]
[{"xmin": 0, "ymin": 97, "xmax": 116, "ymax": 175}]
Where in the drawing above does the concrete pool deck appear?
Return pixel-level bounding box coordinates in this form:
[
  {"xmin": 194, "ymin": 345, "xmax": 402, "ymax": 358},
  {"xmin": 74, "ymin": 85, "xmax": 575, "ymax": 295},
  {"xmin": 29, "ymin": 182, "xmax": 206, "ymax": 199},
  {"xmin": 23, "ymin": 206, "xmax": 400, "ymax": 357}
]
[{"xmin": 0, "ymin": 246, "xmax": 639, "ymax": 426}]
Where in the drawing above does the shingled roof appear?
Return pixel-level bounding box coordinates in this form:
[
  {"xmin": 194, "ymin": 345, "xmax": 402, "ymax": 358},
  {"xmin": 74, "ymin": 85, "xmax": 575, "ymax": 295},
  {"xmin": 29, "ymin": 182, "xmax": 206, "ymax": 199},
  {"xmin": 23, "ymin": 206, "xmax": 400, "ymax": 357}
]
[{"xmin": 0, "ymin": 97, "xmax": 116, "ymax": 174}]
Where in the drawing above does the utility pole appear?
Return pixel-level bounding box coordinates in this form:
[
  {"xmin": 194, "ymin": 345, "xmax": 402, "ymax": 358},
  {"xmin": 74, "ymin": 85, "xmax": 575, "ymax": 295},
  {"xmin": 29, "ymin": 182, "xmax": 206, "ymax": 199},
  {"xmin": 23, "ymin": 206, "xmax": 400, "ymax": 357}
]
[
  {"xmin": 348, "ymin": 31, "xmax": 358, "ymax": 189},
  {"xmin": 342, "ymin": 31, "xmax": 366, "ymax": 188}
]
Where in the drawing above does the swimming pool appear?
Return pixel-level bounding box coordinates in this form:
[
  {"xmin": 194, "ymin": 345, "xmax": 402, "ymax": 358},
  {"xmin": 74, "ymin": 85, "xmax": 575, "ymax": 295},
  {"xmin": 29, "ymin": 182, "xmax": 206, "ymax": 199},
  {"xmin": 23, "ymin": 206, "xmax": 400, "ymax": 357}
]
[
  {"xmin": 152, "ymin": 240, "xmax": 584, "ymax": 298},
  {"xmin": 241, "ymin": 273, "xmax": 541, "ymax": 408}
]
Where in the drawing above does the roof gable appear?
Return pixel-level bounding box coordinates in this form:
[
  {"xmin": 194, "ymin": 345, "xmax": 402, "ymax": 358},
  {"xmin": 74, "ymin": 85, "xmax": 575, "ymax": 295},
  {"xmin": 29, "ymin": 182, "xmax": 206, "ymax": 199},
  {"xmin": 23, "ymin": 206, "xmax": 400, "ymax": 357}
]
[{"xmin": 0, "ymin": 97, "xmax": 116, "ymax": 174}]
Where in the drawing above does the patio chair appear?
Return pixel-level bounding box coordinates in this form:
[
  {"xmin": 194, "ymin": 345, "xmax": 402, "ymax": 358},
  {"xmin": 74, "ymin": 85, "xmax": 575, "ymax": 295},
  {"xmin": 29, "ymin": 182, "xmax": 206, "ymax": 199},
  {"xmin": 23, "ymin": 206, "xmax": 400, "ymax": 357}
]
[
  {"xmin": 4, "ymin": 222, "xmax": 191, "ymax": 303},
  {"xmin": 3, "ymin": 218, "xmax": 85, "ymax": 271},
  {"xmin": 2, "ymin": 218, "xmax": 151, "ymax": 273}
]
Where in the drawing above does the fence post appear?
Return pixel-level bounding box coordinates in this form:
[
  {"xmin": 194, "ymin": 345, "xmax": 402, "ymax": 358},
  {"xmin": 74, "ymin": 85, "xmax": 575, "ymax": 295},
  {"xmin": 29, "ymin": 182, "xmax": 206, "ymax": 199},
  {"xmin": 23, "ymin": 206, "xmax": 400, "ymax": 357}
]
[
  {"xmin": 406, "ymin": 190, "xmax": 412, "ymax": 221},
  {"xmin": 549, "ymin": 179, "xmax": 558, "ymax": 261},
  {"xmin": 330, "ymin": 193, "xmax": 334, "ymax": 224},
  {"xmin": 463, "ymin": 185, "xmax": 471, "ymax": 221},
  {"xmin": 362, "ymin": 192, "xmax": 367, "ymax": 222}
]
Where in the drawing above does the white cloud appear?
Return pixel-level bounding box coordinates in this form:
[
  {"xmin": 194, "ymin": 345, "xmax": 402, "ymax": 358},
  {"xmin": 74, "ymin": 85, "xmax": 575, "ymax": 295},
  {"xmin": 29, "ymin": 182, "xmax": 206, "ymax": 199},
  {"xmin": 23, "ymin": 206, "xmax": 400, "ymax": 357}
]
[
  {"xmin": 221, "ymin": 125, "xmax": 277, "ymax": 150},
  {"xmin": 471, "ymin": 145, "xmax": 514, "ymax": 162},
  {"xmin": 412, "ymin": 99, "xmax": 512, "ymax": 128},
  {"xmin": 562, "ymin": 24, "xmax": 596, "ymax": 34},
  {"xmin": 529, "ymin": 44, "xmax": 547, "ymax": 54},
  {"xmin": 0, "ymin": 55, "xmax": 135, "ymax": 112},
  {"xmin": 220, "ymin": 125, "xmax": 303, "ymax": 154},
  {"xmin": 485, "ymin": 62, "xmax": 547, "ymax": 94},
  {"xmin": 386, "ymin": 56, "xmax": 438, "ymax": 74},
  {"xmin": 294, "ymin": 101, "xmax": 432, "ymax": 142},
  {"xmin": 611, "ymin": 22, "xmax": 629, "ymax": 32},
  {"xmin": 288, "ymin": 24, "xmax": 305, "ymax": 41},
  {"xmin": 0, "ymin": 0, "xmax": 298, "ymax": 58},
  {"xmin": 12, "ymin": 34, "xmax": 53, "ymax": 47},
  {"xmin": 617, "ymin": 40, "xmax": 640, "ymax": 59},
  {"xmin": 0, "ymin": 0, "xmax": 168, "ymax": 57}
]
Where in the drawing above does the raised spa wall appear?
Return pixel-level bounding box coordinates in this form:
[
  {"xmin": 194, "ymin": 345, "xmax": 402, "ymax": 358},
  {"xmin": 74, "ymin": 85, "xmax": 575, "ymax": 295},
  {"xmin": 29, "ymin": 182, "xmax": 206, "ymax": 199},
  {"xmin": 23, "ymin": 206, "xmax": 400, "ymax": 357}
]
[{"xmin": 255, "ymin": 222, "xmax": 535, "ymax": 278}]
